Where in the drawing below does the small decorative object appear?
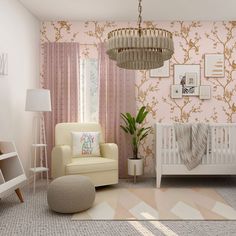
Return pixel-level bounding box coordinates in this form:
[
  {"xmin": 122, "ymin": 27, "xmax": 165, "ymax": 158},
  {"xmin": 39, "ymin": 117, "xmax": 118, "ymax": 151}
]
[
  {"xmin": 120, "ymin": 106, "xmax": 151, "ymax": 182},
  {"xmin": 199, "ymin": 85, "xmax": 211, "ymax": 100},
  {"xmin": 174, "ymin": 64, "xmax": 200, "ymax": 96},
  {"xmin": 0, "ymin": 53, "xmax": 8, "ymax": 76},
  {"xmin": 106, "ymin": 0, "xmax": 174, "ymax": 70},
  {"xmin": 171, "ymin": 85, "xmax": 182, "ymax": 99},
  {"xmin": 149, "ymin": 61, "xmax": 170, "ymax": 78},
  {"xmin": 205, "ymin": 54, "xmax": 224, "ymax": 77}
]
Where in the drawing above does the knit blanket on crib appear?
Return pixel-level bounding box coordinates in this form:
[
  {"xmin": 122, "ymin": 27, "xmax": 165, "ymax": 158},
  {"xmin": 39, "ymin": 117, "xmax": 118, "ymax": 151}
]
[{"xmin": 174, "ymin": 123, "xmax": 209, "ymax": 170}]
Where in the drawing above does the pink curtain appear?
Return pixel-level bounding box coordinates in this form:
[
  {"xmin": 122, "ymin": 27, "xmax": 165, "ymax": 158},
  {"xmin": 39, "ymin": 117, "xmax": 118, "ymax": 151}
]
[
  {"xmin": 98, "ymin": 43, "xmax": 136, "ymax": 178},
  {"xmin": 42, "ymin": 42, "xmax": 79, "ymax": 173}
]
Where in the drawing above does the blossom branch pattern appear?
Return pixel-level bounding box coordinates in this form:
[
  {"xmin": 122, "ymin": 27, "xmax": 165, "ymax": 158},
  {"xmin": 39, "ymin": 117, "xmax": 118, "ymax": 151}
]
[
  {"xmin": 171, "ymin": 21, "xmax": 202, "ymax": 64},
  {"xmin": 135, "ymin": 70, "xmax": 160, "ymax": 172},
  {"xmin": 84, "ymin": 21, "xmax": 116, "ymax": 43},
  {"xmin": 205, "ymin": 21, "xmax": 236, "ymax": 122}
]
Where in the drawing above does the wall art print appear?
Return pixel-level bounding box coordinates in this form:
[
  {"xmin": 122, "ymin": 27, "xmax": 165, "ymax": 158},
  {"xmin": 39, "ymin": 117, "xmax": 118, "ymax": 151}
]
[
  {"xmin": 171, "ymin": 85, "xmax": 182, "ymax": 99},
  {"xmin": 205, "ymin": 53, "xmax": 224, "ymax": 77},
  {"xmin": 174, "ymin": 64, "xmax": 200, "ymax": 96},
  {"xmin": 199, "ymin": 85, "xmax": 211, "ymax": 100}
]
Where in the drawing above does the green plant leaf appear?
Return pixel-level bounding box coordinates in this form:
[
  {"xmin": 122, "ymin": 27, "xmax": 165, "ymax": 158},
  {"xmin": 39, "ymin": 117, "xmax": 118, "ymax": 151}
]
[
  {"xmin": 120, "ymin": 125, "xmax": 129, "ymax": 133},
  {"xmin": 120, "ymin": 113, "xmax": 129, "ymax": 125},
  {"xmin": 140, "ymin": 131, "xmax": 150, "ymax": 141},
  {"xmin": 137, "ymin": 126, "xmax": 151, "ymax": 137},
  {"xmin": 120, "ymin": 113, "xmax": 135, "ymax": 134},
  {"xmin": 126, "ymin": 113, "xmax": 136, "ymax": 132},
  {"xmin": 136, "ymin": 106, "xmax": 146, "ymax": 123},
  {"xmin": 137, "ymin": 127, "xmax": 145, "ymax": 137},
  {"xmin": 138, "ymin": 111, "xmax": 149, "ymax": 124},
  {"xmin": 132, "ymin": 117, "xmax": 136, "ymax": 130}
]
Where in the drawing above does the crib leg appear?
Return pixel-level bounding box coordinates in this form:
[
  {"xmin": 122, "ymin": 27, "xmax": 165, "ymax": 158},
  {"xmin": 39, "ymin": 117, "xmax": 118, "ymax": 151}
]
[{"xmin": 156, "ymin": 174, "xmax": 162, "ymax": 188}]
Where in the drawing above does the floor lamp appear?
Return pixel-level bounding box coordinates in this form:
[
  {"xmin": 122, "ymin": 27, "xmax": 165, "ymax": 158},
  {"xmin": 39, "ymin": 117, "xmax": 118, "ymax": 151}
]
[{"xmin": 25, "ymin": 89, "xmax": 51, "ymax": 193}]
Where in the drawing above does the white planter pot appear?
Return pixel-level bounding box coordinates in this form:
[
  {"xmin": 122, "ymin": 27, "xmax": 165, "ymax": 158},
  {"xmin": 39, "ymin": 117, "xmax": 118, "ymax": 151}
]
[{"xmin": 128, "ymin": 158, "xmax": 143, "ymax": 176}]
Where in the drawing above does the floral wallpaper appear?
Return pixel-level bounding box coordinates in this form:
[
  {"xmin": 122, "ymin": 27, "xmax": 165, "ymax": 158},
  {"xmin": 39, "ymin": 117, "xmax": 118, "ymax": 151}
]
[{"xmin": 41, "ymin": 21, "xmax": 236, "ymax": 176}]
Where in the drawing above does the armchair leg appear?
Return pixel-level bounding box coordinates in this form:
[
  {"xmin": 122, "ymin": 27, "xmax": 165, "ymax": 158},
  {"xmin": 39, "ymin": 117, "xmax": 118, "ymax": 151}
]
[{"xmin": 15, "ymin": 188, "xmax": 24, "ymax": 203}]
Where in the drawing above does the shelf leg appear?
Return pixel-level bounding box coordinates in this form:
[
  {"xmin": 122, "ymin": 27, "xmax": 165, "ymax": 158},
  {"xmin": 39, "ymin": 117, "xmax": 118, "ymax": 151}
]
[{"xmin": 15, "ymin": 188, "xmax": 24, "ymax": 203}]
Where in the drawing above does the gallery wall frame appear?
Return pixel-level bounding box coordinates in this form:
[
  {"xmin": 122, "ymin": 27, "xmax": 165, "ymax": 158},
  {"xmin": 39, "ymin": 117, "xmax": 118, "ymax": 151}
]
[
  {"xmin": 173, "ymin": 64, "xmax": 201, "ymax": 96},
  {"xmin": 149, "ymin": 60, "xmax": 170, "ymax": 78},
  {"xmin": 171, "ymin": 85, "xmax": 182, "ymax": 99},
  {"xmin": 204, "ymin": 53, "xmax": 224, "ymax": 78},
  {"xmin": 199, "ymin": 85, "xmax": 211, "ymax": 100}
]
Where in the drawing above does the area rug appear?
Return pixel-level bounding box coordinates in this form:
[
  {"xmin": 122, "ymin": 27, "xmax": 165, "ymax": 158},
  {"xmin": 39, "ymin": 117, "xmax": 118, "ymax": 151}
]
[{"xmin": 72, "ymin": 187, "xmax": 236, "ymax": 220}]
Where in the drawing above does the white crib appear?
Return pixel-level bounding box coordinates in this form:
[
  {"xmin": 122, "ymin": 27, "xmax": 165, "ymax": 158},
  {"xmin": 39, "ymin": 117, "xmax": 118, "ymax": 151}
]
[{"xmin": 155, "ymin": 123, "xmax": 236, "ymax": 188}]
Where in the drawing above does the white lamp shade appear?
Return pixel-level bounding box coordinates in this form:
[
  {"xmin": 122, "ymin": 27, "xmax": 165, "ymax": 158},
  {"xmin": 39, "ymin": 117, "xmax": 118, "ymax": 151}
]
[{"xmin": 25, "ymin": 89, "xmax": 52, "ymax": 112}]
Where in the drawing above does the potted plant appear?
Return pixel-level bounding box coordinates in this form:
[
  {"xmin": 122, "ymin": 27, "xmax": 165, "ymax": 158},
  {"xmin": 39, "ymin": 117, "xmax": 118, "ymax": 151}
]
[{"xmin": 120, "ymin": 106, "xmax": 151, "ymax": 178}]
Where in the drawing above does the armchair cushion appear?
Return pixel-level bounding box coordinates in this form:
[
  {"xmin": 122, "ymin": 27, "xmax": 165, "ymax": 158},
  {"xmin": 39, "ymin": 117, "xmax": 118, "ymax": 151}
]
[
  {"xmin": 71, "ymin": 131, "xmax": 101, "ymax": 157},
  {"xmin": 66, "ymin": 157, "xmax": 118, "ymax": 174}
]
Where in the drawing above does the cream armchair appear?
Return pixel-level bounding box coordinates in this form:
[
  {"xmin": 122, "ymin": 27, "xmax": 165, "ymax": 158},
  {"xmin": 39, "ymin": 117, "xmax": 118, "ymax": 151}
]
[{"xmin": 51, "ymin": 123, "xmax": 118, "ymax": 187}]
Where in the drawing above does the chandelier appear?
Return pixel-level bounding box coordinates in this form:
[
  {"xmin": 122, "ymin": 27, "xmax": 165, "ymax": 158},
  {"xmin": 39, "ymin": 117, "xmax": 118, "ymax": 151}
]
[{"xmin": 106, "ymin": 0, "xmax": 174, "ymax": 70}]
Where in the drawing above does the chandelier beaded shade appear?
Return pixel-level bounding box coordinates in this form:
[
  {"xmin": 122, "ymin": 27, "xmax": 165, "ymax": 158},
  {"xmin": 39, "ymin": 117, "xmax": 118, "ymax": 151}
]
[{"xmin": 106, "ymin": 0, "xmax": 174, "ymax": 70}]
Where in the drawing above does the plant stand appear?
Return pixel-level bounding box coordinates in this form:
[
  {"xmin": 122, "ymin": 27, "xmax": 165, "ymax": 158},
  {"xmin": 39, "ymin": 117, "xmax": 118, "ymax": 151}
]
[{"xmin": 128, "ymin": 158, "xmax": 143, "ymax": 184}]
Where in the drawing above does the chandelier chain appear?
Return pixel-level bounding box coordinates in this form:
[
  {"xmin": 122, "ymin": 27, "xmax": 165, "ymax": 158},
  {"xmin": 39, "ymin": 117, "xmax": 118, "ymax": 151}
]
[{"xmin": 138, "ymin": 0, "xmax": 142, "ymax": 35}]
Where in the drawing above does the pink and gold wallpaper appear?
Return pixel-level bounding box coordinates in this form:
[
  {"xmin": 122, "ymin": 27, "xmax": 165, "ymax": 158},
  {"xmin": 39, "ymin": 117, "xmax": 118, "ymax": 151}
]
[{"xmin": 41, "ymin": 21, "xmax": 236, "ymax": 176}]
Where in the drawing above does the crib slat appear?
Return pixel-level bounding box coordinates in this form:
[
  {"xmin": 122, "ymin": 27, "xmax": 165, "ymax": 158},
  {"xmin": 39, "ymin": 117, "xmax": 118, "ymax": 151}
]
[
  {"xmin": 227, "ymin": 125, "xmax": 231, "ymax": 164},
  {"xmin": 217, "ymin": 127, "xmax": 220, "ymax": 164},
  {"xmin": 211, "ymin": 126, "xmax": 216, "ymax": 165},
  {"xmin": 168, "ymin": 127, "xmax": 171, "ymax": 164},
  {"xmin": 232, "ymin": 126, "xmax": 236, "ymax": 164},
  {"xmin": 206, "ymin": 127, "xmax": 210, "ymax": 164},
  {"xmin": 163, "ymin": 127, "xmax": 167, "ymax": 164},
  {"xmin": 220, "ymin": 126, "xmax": 224, "ymax": 164},
  {"xmin": 225, "ymin": 126, "xmax": 229, "ymax": 164},
  {"xmin": 173, "ymin": 127, "xmax": 177, "ymax": 164}
]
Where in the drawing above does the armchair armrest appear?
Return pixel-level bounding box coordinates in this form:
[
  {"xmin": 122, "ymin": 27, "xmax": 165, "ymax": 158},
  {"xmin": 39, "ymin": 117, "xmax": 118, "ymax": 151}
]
[
  {"xmin": 51, "ymin": 145, "xmax": 72, "ymax": 178},
  {"xmin": 100, "ymin": 143, "xmax": 118, "ymax": 161}
]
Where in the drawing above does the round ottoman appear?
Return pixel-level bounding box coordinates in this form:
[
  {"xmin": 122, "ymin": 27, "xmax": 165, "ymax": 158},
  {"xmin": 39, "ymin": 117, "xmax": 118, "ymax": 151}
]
[{"xmin": 47, "ymin": 175, "xmax": 95, "ymax": 213}]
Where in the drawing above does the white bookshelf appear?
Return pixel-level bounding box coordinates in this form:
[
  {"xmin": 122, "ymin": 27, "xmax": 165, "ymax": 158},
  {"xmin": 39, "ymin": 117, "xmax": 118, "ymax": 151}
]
[{"xmin": 0, "ymin": 141, "xmax": 27, "ymax": 202}]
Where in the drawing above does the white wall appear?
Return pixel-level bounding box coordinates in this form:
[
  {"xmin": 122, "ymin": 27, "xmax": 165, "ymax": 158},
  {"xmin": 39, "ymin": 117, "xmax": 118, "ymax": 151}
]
[{"xmin": 0, "ymin": 0, "xmax": 40, "ymax": 175}]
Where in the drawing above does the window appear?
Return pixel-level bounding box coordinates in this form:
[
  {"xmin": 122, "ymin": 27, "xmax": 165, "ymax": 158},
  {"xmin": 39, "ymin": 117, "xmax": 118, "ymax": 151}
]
[{"xmin": 79, "ymin": 59, "xmax": 99, "ymax": 122}]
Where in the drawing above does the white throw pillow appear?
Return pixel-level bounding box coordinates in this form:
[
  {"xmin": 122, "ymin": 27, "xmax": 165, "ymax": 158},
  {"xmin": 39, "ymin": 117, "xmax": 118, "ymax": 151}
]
[{"xmin": 71, "ymin": 131, "xmax": 101, "ymax": 157}]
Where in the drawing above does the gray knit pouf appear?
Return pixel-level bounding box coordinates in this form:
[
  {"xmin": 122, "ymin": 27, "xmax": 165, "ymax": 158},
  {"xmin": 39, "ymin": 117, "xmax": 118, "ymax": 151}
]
[{"xmin": 47, "ymin": 175, "xmax": 95, "ymax": 214}]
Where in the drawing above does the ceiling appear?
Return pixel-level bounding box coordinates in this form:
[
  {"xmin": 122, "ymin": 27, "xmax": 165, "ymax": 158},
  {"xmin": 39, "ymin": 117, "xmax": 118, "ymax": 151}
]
[{"xmin": 19, "ymin": 0, "xmax": 236, "ymax": 21}]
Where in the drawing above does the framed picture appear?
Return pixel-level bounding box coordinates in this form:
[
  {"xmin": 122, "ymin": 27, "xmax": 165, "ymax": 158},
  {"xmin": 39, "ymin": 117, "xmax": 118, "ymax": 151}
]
[
  {"xmin": 185, "ymin": 73, "xmax": 198, "ymax": 86},
  {"xmin": 199, "ymin": 85, "xmax": 211, "ymax": 100},
  {"xmin": 0, "ymin": 53, "xmax": 8, "ymax": 76},
  {"xmin": 205, "ymin": 54, "xmax": 224, "ymax": 77},
  {"xmin": 171, "ymin": 85, "xmax": 182, "ymax": 99},
  {"xmin": 174, "ymin": 64, "xmax": 200, "ymax": 96},
  {"xmin": 149, "ymin": 60, "xmax": 170, "ymax": 78}
]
